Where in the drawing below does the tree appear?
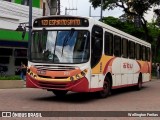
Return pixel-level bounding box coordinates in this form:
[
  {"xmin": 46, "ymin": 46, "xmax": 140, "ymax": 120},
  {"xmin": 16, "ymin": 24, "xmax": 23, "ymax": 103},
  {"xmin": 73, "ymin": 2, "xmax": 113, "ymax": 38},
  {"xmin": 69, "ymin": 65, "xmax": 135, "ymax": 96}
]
[
  {"xmin": 154, "ymin": 9, "xmax": 160, "ymax": 27},
  {"xmin": 102, "ymin": 16, "xmax": 145, "ymax": 39},
  {"xmin": 102, "ymin": 16, "xmax": 160, "ymax": 62},
  {"xmin": 89, "ymin": 0, "xmax": 160, "ymax": 43},
  {"xmin": 153, "ymin": 9, "xmax": 160, "ymax": 62}
]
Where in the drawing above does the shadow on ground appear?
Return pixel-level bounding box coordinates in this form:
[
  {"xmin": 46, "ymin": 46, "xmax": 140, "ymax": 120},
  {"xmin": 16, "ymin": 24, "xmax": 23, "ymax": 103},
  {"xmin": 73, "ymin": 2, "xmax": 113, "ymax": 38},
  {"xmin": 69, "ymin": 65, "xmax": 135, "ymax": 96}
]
[{"xmin": 32, "ymin": 85, "xmax": 148, "ymax": 103}]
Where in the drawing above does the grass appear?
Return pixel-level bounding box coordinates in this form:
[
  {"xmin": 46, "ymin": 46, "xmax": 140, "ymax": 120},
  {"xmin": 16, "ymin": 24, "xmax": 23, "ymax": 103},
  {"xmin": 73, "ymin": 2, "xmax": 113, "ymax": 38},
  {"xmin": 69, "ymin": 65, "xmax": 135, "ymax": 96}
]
[{"xmin": 0, "ymin": 75, "xmax": 21, "ymax": 80}]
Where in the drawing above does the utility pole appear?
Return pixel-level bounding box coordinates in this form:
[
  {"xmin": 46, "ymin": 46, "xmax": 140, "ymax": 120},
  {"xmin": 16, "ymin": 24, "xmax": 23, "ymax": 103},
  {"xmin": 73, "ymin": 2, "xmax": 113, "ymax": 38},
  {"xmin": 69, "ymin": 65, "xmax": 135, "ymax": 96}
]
[
  {"xmin": 57, "ymin": 0, "xmax": 60, "ymax": 15},
  {"xmin": 65, "ymin": 8, "xmax": 77, "ymax": 15},
  {"xmin": 89, "ymin": 0, "xmax": 103, "ymax": 20},
  {"xmin": 100, "ymin": 0, "xmax": 103, "ymax": 21},
  {"xmin": 50, "ymin": 0, "xmax": 58, "ymax": 15},
  {"xmin": 89, "ymin": 6, "xmax": 101, "ymax": 18},
  {"xmin": 28, "ymin": 0, "xmax": 32, "ymax": 59}
]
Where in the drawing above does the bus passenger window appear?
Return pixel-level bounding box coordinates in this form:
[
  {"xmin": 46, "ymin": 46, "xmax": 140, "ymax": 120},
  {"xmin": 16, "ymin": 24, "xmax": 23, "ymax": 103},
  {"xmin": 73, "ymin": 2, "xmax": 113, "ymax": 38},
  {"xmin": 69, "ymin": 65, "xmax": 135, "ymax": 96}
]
[
  {"xmin": 105, "ymin": 32, "xmax": 113, "ymax": 56},
  {"xmin": 146, "ymin": 47, "xmax": 150, "ymax": 61},
  {"xmin": 136, "ymin": 44, "xmax": 141, "ymax": 60},
  {"xmin": 128, "ymin": 41, "xmax": 135, "ymax": 59},
  {"xmin": 114, "ymin": 36, "xmax": 121, "ymax": 57},
  {"xmin": 142, "ymin": 46, "xmax": 146, "ymax": 61},
  {"xmin": 122, "ymin": 38, "xmax": 128, "ymax": 58}
]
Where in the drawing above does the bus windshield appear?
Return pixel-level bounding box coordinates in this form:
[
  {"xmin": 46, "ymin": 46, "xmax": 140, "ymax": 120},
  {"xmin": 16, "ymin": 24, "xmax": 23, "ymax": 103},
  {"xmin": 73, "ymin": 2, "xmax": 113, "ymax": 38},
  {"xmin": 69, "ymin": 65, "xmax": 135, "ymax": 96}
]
[{"xmin": 31, "ymin": 30, "xmax": 90, "ymax": 64}]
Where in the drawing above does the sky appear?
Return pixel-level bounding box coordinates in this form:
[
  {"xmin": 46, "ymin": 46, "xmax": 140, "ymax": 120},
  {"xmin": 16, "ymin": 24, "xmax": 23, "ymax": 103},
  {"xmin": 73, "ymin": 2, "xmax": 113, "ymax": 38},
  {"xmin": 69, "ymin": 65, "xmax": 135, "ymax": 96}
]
[{"xmin": 60, "ymin": 0, "xmax": 156, "ymax": 22}]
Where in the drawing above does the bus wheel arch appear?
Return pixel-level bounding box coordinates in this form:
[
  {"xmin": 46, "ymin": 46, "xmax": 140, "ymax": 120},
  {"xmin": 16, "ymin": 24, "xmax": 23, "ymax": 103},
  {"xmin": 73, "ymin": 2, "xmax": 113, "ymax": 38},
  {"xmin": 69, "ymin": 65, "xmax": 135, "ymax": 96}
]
[
  {"xmin": 97, "ymin": 73, "xmax": 112, "ymax": 98},
  {"xmin": 106, "ymin": 73, "xmax": 112, "ymax": 89}
]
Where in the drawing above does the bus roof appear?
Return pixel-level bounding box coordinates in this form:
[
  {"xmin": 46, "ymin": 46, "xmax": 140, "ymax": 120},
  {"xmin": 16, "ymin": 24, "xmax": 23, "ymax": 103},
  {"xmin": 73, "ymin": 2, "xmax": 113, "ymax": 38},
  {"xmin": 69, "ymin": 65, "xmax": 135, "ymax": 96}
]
[{"xmin": 33, "ymin": 15, "xmax": 151, "ymax": 47}]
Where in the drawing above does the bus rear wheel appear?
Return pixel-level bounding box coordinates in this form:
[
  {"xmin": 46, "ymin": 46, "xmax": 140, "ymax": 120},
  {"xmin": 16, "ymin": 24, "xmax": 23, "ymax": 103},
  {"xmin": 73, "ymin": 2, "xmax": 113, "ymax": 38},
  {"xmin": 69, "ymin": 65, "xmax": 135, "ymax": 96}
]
[
  {"xmin": 98, "ymin": 77, "xmax": 111, "ymax": 98},
  {"xmin": 52, "ymin": 90, "xmax": 68, "ymax": 97},
  {"xmin": 136, "ymin": 75, "xmax": 142, "ymax": 90}
]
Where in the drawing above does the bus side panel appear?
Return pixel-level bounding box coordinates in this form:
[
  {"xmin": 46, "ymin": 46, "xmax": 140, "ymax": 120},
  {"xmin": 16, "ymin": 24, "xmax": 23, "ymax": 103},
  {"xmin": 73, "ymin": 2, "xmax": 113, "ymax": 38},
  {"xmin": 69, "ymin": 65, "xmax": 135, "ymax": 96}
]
[
  {"xmin": 132, "ymin": 60, "xmax": 141, "ymax": 84},
  {"xmin": 138, "ymin": 61, "xmax": 151, "ymax": 82},
  {"xmin": 121, "ymin": 58, "xmax": 130, "ymax": 85},
  {"xmin": 112, "ymin": 58, "xmax": 121, "ymax": 86},
  {"xmin": 91, "ymin": 55, "xmax": 114, "ymax": 89}
]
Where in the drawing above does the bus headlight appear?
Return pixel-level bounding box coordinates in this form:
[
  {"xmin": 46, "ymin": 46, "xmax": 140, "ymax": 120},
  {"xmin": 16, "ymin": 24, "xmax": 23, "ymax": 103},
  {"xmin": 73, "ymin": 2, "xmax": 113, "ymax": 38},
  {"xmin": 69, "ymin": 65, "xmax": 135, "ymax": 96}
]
[
  {"xmin": 34, "ymin": 75, "xmax": 37, "ymax": 78},
  {"xmin": 81, "ymin": 71, "xmax": 86, "ymax": 76},
  {"xmin": 27, "ymin": 68, "xmax": 30, "ymax": 73},
  {"xmin": 30, "ymin": 73, "xmax": 33, "ymax": 76},
  {"xmin": 70, "ymin": 76, "xmax": 74, "ymax": 81},
  {"xmin": 76, "ymin": 75, "xmax": 80, "ymax": 79}
]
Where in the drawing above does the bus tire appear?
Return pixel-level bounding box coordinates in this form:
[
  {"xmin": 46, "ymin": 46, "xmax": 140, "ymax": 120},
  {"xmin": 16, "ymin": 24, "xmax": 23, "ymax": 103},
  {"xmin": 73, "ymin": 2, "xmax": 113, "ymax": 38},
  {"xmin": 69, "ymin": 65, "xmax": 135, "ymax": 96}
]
[
  {"xmin": 97, "ymin": 77, "xmax": 111, "ymax": 98},
  {"xmin": 52, "ymin": 90, "xmax": 68, "ymax": 97},
  {"xmin": 136, "ymin": 75, "xmax": 142, "ymax": 90}
]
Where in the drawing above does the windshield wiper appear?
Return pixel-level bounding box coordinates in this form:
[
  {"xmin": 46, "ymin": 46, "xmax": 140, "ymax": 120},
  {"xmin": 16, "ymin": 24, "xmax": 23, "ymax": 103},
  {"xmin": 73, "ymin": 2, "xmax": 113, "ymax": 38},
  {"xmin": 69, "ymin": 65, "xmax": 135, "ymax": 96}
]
[{"xmin": 61, "ymin": 29, "xmax": 75, "ymax": 56}]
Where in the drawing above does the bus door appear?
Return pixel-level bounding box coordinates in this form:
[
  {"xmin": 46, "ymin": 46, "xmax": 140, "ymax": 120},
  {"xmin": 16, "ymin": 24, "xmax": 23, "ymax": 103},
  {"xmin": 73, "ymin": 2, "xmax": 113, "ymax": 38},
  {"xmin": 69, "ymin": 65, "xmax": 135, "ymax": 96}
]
[{"xmin": 90, "ymin": 25, "xmax": 103, "ymax": 89}]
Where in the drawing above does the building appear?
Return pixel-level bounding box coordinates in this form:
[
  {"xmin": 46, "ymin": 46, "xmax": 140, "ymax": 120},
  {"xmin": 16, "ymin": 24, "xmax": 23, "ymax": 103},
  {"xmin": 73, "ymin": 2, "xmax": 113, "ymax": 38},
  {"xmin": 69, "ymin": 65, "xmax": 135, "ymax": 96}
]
[{"xmin": 0, "ymin": 0, "xmax": 48, "ymax": 76}]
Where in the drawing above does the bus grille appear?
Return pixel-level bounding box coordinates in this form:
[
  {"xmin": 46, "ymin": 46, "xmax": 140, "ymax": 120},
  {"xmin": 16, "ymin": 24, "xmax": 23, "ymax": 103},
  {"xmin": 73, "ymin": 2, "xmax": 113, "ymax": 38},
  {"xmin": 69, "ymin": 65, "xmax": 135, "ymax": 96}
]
[
  {"xmin": 34, "ymin": 65, "xmax": 75, "ymax": 71},
  {"xmin": 38, "ymin": 75, "xmax": 68, "ymax": 79},
  {"xmin": 38, "ymin": 81, "xmax": 69, "ymax": 88}
]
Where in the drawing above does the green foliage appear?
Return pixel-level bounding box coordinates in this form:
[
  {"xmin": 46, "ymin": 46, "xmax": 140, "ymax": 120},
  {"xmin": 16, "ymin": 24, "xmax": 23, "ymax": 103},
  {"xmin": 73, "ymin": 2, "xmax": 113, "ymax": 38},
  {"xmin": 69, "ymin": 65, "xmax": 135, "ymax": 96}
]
[
  {"xmin": 90, "ymin": 0, "xmax": 160, "ymax": 13},
  {"xmin": 102, "ymin": 16, "xmax": 160, "ymax": 63},
  {"xmin": 147, "ymin": 23, "xmax": 160, "ymax": 42},
  {"xmin": 102, "ymin": 16, "xmax": 145, "ymax": 39},
  {"xmin": 0, "ymin": 76, "xmax": 21, "ymax": 80},
  {"xmin": 90, "ymin": 0, "xmax": 160, "ymax": 42},
  {"xmin": 154, "ymin": 9, "xmax": 160, "ymax": 27},
  {"xmin": 103, "ymin": 16, "xmax": 160, "ymax": 40}
]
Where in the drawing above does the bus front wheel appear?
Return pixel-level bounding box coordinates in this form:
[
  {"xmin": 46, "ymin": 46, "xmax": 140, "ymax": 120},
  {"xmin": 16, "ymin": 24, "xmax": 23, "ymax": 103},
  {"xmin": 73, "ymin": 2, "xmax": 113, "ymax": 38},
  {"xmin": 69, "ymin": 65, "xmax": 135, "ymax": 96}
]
[
  {"xmin": 97, "ymin": 77, "xmax": 111, "ymax": 98},
  {"xmin": 52, "ymin": 90, "xmax": 68, "ymax": 97}
]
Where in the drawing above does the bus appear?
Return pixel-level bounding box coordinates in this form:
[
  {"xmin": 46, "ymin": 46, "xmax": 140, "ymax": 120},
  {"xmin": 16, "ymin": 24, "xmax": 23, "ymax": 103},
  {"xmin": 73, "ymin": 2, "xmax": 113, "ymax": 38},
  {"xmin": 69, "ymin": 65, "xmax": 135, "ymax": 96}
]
[{"xmin": 26, "ymin": 15, "xmax": 151, "ymax": 98}]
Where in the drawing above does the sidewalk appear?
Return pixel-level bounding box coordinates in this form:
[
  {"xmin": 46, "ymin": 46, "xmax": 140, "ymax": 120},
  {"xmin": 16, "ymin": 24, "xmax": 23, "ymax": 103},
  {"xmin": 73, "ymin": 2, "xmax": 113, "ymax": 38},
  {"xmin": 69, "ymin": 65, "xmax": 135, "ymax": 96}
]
[
  {"xmin": 0, "ymin": 80, "xmax": 25, "ymax": 89},
  {"xmin": 151, "ymin": 76, "xmax": 160, "ymax": 80}
]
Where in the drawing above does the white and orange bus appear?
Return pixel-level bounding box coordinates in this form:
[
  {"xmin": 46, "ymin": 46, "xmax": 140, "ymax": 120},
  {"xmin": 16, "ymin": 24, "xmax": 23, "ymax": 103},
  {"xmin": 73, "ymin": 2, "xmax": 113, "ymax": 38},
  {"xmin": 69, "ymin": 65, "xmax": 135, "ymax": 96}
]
[{"xmin": 26, "ymin": 15, "xmax": 151, "ymax": 98}]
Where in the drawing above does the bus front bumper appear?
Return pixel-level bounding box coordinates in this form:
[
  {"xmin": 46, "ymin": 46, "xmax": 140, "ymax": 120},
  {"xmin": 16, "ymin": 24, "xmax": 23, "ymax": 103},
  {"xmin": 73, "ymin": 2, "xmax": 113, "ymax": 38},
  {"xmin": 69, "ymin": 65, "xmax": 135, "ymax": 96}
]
[{"xmin": 26, "ymin": 74, "xmax": 89, "ymax": 92}]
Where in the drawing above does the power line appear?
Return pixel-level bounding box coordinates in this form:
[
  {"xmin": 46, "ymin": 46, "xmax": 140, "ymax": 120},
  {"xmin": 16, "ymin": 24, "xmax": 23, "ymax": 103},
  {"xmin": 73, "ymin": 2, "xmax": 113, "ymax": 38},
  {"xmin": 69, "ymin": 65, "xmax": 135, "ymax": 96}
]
[
  {"xmin": 65, "ymin": 8, "xmax": 77, "ymax": 15},
  {"xmin": 65, "ymin": 0, "xmax": 77, "ymax": 15}
]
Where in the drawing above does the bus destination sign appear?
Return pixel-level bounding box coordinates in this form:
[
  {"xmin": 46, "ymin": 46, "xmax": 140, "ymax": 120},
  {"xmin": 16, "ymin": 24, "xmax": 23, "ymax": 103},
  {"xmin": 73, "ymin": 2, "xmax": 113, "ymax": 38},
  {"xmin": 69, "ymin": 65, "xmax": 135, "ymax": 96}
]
[{"xmin": 33, "ymin": 17, "xmax": 89, "ymax": 27}]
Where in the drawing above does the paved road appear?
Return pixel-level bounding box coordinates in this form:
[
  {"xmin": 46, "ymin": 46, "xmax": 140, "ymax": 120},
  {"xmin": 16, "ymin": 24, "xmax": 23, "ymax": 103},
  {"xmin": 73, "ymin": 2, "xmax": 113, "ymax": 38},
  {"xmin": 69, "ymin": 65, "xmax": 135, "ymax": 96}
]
[{"xmin": 0, "ymin": 80, "xmax": 160, "ymax": 120}]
